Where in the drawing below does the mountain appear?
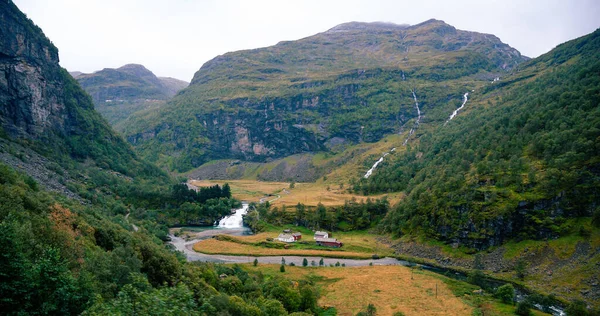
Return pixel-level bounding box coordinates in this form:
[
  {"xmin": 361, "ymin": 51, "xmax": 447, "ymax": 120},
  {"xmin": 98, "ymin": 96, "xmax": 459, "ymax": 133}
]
[
  {"xmin": 122, "ymin": 19, "xmax": 526, "ymax": 172},
  {"xmin": 0, "ymin": 3, "xmax": 264, "ymax": 314},
  {"xmin": 68, "ymin": 70, "xmax": 83, "ymax": 78},
  {"xmin": 75, "ymin": 64, "xmax": 188, "ymax": 129},
  {"xmin": 159, "ymin": 76, "xmax": 189, "ymax": 95},
  {"xmin": 356, "ymin": 28, "xmax": 600, "ymax": 248}
]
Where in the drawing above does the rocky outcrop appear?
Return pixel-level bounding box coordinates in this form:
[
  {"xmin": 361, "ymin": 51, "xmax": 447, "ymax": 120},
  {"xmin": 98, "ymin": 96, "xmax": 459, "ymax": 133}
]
[
  {"xmin": 0, "ymin": 1, "xmax": 72, "ymax": 139},
  {"xmin": 0, "ymin": 1, "xmax": 158, "ymax": 189},
  {"xmin": 124, "ymin": 19, "xmax": 528, "ymax": 172}
]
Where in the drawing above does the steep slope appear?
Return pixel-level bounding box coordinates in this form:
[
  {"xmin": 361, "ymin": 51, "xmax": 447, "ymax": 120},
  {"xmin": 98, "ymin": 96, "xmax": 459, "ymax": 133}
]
[
  {"xmin": 158, "ymin": 76, "xmax": 188, "ymax": 95},
  {"xmin": 123, "ymin": 20, "xmax": 526, "ymax": 172},
  {"xmin": 75, "ymin": 64, "xmax": 188, "ymax": 129},
  {"xmin": 358, "ymin": 29, "xmax": 600, "ymax": 249},
  {"xmin": 0, "ymin": 4, "xmax": 279, "ymax": 315},
  {"xmin": 0, "ymin": 1, "xmax": 168, "ymax": 200}
]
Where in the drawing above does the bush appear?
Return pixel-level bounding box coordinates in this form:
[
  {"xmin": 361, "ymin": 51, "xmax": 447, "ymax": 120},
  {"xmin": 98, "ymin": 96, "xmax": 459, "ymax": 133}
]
[
  {"xmin": 280, "ymin": 264, "xmax": 285, "ymax": 273},
  {"xmin": 302, "ymin": 258, "xmax": 308, "ymax": 267},
  {"xmin": 592, "ymin": 207, "xmax": 600, "ymax": 228},
  {"xmin": 495, "ymin": 284, "xmax": 515, "ymax": 304},
  {"xmin": 253, "ymin": 258, "xmax": 258, "ymax": 267},
  {"xmin": 565, "ymin": 300, "xmax": 589, "ymax": 316},
  {"xmin": 515, "ymin": 301, "xmax": 532, "ymax": 316},
  {"xmin": 515, "ymin": 258, "xmax": 527, "ymax": 280}
]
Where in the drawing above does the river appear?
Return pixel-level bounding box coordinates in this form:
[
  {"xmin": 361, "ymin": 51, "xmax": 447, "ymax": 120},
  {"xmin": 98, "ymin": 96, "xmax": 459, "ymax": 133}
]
[{"xmin": 168, "ymin": 204, "xmax": 565, "ymax": 315}]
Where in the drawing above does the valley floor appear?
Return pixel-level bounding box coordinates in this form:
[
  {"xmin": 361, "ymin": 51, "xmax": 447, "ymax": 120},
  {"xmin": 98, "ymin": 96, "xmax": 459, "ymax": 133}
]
[{"xmin": 188, "ymin": 179, "xmax": 403, "ymax": 207}]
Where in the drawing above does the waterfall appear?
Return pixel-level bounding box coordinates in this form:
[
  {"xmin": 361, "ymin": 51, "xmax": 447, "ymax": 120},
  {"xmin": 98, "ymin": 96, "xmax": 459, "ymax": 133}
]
[
  {"xmin": 446, "ymin": 92, "xmax": 469, "ymax": 123},
  {"xmin": 403, "ymin": 89, "xmax": 421, "ymax": 146},
  {"xmin": 217, "ymin": 203, "xmax": 249, "ymax": 228}
]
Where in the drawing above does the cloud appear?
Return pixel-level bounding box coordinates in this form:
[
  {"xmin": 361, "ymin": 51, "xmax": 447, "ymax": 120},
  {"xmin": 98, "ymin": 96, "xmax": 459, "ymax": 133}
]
[{"xmin": 14, "ymin": 0, "xmax": 600, "ymax": 81}]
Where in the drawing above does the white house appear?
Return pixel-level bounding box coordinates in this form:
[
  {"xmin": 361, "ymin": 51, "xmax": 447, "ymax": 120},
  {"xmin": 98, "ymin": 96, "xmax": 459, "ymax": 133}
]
[
  {"xmin": 277, "ymin": 233, "xmax": 295, "ymax": 243},
  {"xmin": 314, "ymin": 231, "xmax": 329, "ymax": 239}
]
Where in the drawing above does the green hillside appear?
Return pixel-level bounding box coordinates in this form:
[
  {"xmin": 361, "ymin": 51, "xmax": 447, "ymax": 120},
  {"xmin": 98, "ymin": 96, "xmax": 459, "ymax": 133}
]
[
  {"xmin": 0, "ymin": 2, "xmax": 305, "ymax": 314},
  {"xmin": 75, "ymin": 64, "xmax": 188, "ymax": 129},
  {"xmin": 355, "ymin": 29, "xmax": 600, "ymax": 249},
  {"xmin": 123, "ymin": 20, "xmax": 526, "ymax": 172}
]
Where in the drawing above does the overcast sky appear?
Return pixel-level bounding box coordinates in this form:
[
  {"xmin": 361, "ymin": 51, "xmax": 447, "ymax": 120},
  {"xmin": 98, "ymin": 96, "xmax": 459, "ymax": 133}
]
[{"xmin": 13, "ymin": 0, "xmax": 600, "ymax": 82}]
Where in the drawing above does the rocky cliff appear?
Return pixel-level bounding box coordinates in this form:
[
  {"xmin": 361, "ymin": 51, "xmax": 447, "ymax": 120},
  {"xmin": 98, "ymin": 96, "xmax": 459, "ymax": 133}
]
[
  {"xmin": 0, "ymin": 1, "xmax": 70, "ymax": 139},
  {"xmin": 124, "ymin": 20, "xmax": 527, "ymax": 172},
  {"xmin": 0, "ymin": 0, "xmax": 163, "ymax": 188}
]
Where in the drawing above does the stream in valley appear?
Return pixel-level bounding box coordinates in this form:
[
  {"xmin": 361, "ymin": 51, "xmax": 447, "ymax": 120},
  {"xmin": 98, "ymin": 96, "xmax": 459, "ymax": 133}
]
[{"xmin": 168, "ymin": 203, "xmax": 565, "ymax": 315}]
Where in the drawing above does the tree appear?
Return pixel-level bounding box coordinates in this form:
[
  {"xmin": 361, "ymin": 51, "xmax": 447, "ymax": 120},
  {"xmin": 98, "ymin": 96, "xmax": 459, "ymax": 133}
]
[
  {"xmin": 468, "ymin": 269, "xmax": 486, "ymax": 289},
  {"xmin": 222, "ymin": 183, "xmax": 232, "ymax": 198},
  {"xmin": 515, "ymin": 258, "xmax": 527, "ymax": 280},
  {"xmin": 515, "ymin": 301, "xmax": 532, "ymax": 316},
  {"xmin": 319, "ymin": 258, "xmax": 324, "ymax": 266},
  {"xmin": 299, "ymin": 286, "xmax": 318, "ymax": 313},
  {"xmin": 565, "ymin": 300, "xmax": 589, "ymax": 316},
  {"xmin": 592, "ymin": 207, "xmax": 600, "ymax": 228},
  {"xmin": 302, "ymin": 258, "xmax": 308, "ymax": 267},
  {"xmin": 280, "ymin": 264, "xmax": 285, "ymax": 273},
  {"xmin": 366, "ymin": 303, "xmax": 377, "ymax": 316},
  {"xmin": 253, "ymin": 258, "xmax": 258, "ymax": 267},
  {"xmin": 295, "ymin": 203, "xmax": 306, "ymax": 226},
  {"xmin": 473, "ymin": 254, "xmax": 484, "ymax": 270},
  {"xmin": 495, "ymin": 284, "xmax": 515, "ymax": 304},
  {"xmin": 316, "ymin": 203, "xmax": 327, "ymax": 227}
]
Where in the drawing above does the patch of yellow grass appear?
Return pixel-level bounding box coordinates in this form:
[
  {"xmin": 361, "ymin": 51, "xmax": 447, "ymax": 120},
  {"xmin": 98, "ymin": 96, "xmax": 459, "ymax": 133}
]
[
  {"xmin": 189, "ymin": 179, "xmax": 402, "ymax": 207},
  {"xmin": 318, "ymin": 266, "xmax": 473, "ymax": 316},
  {"xmin": 193, "ymin": 239, "xmax": 371, "ymax": 259}
]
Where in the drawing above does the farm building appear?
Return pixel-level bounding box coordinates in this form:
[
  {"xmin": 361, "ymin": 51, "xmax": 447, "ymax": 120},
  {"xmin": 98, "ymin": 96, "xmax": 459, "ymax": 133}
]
[
  {"xmin": 277, "ymin": 233, "xmax": 295, "ymax": 243},
  {"xmin": 315, "ymin": 237, "xmax": 343, "ymax": 248},
  {"xmin": 314, "ymin": 231, "xmax": 329, "ymax": 239},
  {"xmin": 292, "ymin": 232, "xmax": 302, "ymax": 241}
]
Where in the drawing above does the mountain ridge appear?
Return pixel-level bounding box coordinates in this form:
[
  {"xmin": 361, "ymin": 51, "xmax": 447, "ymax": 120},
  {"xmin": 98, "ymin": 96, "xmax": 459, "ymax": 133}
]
[
  {"xmin": 74, "ymin": 63, "xmax": 188, "ymax": 129},
  {"xmin": 124, "ymin": 19, "xmax": 526, "ymax": 172}
]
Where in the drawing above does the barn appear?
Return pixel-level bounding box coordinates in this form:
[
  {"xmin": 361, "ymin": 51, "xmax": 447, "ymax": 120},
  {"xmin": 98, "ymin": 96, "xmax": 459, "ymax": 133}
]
[
  {"xmin": 314, "ymin": 231, "xmax": 329, "ymax": 239},
  {"xmin": 315, "ymin": 237, "xmax": 343, "ymax": 248},
  {"xmin": 292, "ymin": 232, "xmax": 302, "ymax": 241}
]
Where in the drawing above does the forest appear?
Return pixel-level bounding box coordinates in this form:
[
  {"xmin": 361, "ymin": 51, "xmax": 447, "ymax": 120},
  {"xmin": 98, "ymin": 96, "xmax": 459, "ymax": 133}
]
[{"xmin": 354, "ymin": 29, "xmax": 600, "ymax": 249}]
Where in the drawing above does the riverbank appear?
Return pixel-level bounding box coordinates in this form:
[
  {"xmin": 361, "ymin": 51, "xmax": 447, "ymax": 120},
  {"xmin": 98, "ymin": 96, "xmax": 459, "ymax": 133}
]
[{"xmin": 384, "ymin": 230, "xmax": 600, "ymax": 309}]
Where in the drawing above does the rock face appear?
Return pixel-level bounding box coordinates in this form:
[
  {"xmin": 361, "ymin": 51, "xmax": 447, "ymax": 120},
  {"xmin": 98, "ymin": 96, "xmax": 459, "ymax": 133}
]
[
  {"xmin": 0, "ymin": 1, "xmax": 156, "ymax": 184},
  {"xmin": 124, "ymin": 20, "xmax": 527, "ymax": 172},
  {"xmin": 0, "ymin": 1, "xmax": 72, "ymax": 139}
]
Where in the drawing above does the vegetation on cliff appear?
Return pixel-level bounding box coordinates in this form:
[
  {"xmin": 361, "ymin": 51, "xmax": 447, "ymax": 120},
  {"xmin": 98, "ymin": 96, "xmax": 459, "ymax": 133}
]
[
  {"xmin": 75, "ymin": 64, "xmax": 188, "ymax": 129},
  {"xmin": 123, "ymin": 20, "xmax": 525, "ymax": 172},
  {"xmin": 354, "ymin": 29, "xmax": 600, "ymax": 249}
]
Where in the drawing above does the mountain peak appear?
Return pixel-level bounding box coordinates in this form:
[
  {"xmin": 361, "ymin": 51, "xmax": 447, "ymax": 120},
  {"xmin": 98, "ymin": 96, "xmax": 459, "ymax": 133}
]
[
  {"xmin": 117, "ymin": 63, "xmax": 155, "ymax": 77},
  {"xmin": 327, "ymin": 21, "xmax": 410, "ymax": 33}
]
